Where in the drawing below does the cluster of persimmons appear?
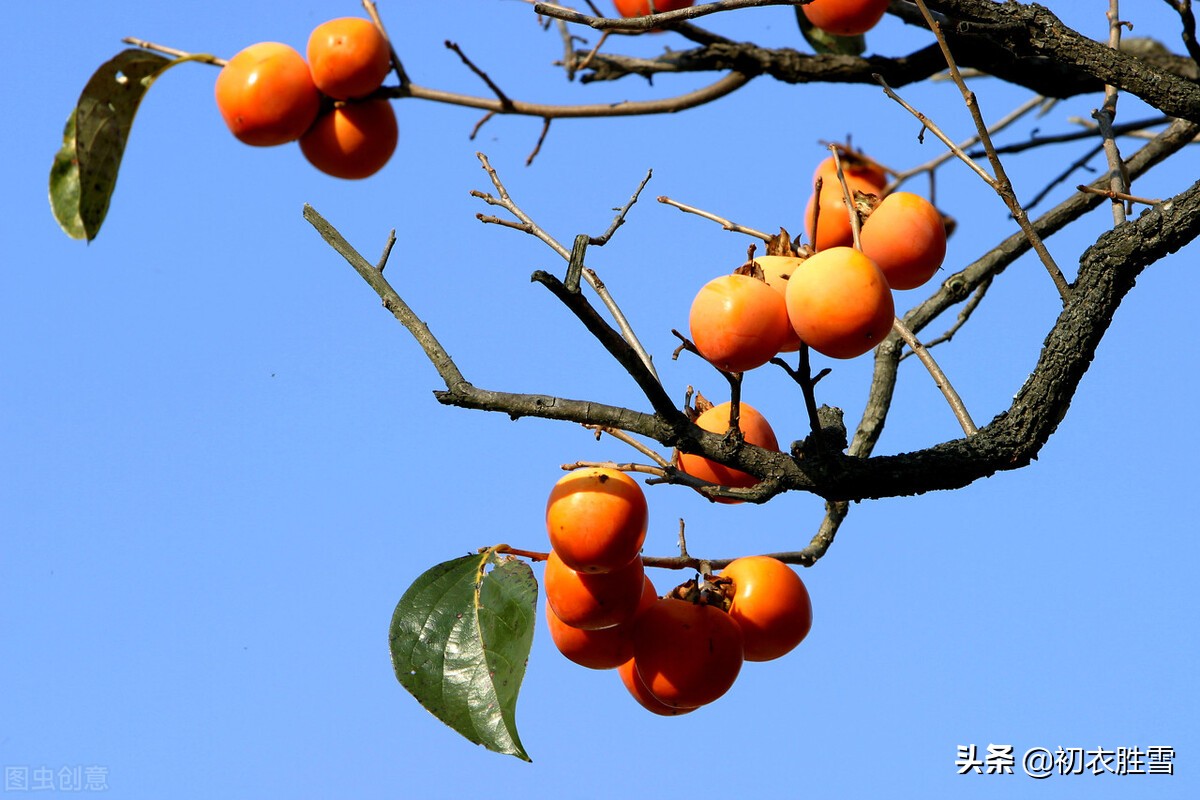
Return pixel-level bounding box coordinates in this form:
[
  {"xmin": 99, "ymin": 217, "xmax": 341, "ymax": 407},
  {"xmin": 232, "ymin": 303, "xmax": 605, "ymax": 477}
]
[
  {"xmin": 214, "ymin": 16, "xmax": 397, "ymax": 179},
  {"xmin": 689, "ymin": 152, "xmax": 947, "ymax": 372},
  {"xmin": 543, "ymin": 467, "xmax": 814, "ymax": 714},
  {"xmin": 680, "ymin": 152, "xmax": 946, "ymax": 493},
  {"xmin": 614, "ymin": 0, "xmax": 891, "ymax": 38},
  {"xmin": 545, "ymin": 147, "xmax": 945, "ymax": 715}
]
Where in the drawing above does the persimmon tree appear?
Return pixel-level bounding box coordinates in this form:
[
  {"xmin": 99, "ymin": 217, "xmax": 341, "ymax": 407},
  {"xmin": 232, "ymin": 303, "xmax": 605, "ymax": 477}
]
[{"xmin": 49, "ymin": 0, "xmax": 1200, "ymax": 761}]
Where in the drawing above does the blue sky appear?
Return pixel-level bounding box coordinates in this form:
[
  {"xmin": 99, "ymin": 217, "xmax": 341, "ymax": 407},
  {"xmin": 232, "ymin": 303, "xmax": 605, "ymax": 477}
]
[{"xmin": 4, "ymin": 2, "xmax": 1198, "ymax": 798}]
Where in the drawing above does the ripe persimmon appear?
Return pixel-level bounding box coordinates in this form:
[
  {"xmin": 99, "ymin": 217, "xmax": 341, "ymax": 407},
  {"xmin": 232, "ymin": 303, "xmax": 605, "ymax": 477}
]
[
  {"xmin": 613, "ymin": 0, "xmax": 695, "ymax": 18},
  {"xmin": 677, "ymin": 401, "xmax": 779, "ymax": 503},
  {"xmin": 785, "ymin": 246, "xmax": 895, "ymax": 359},
  {"xmin": 618, "ymin": 657, "xmax": 696, "ymax": 716},
  {"xmin": 688, "ymin": 273, "xmax": 792, "ymax": 373},
  {"xmin": 860, "ymin": 192, "xmax": 947, "ymax": 290},
  {"xmin": 547, "ymin": 576, "xmax": 657, "ymax": 670},
  {"xmin": 752, "ymin": 255, "xmax": 805, "ymax": 353},
  {"xmin": 801, "ymin": 0, "xmax": 891, "ymax": 37},
  {"xmin": 307, "ymin": 17, "xmax": 392, "ymax": 100},
  {"xmin": 805, "ymin": 172, "xmax": 882, "ymax": 251},
  {"xmin": 546, "ymin": 467, "xmax": 648, "ymax": 574},
  {"xmin": 214, "ymin": 42, "xmax": 320, "ymax": 147},
  {"xmin": 544, "ymin": 550, "xmax": 646, "ymax": 631},
  {"xmin": 631, "ymin": 597, "xmax": 744, "ymax": 709},
  {"xmin": 720, "ymin": 556, "xmax": 812, "ymax": 662},
  {"xmin": 299, "ymin": 98, "xmax": 398, "ymax": 179},
  {"xmin": 811, "ymin": 154, "xmax": 887, "ymax": 195}
]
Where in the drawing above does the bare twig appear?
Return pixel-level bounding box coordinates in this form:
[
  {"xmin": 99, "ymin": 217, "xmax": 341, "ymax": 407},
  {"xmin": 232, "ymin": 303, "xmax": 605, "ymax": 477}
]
[
  {"xmin": 888, "ymin": 1, "xmax": 1072, "ymax": 304},
  {"xmin": 1026, "ymin": 143, "xmax": 1104, "ymax": 210},
  {"xmin": 363, "ymin": 0, "xmax": 411, "ymax": 86},
  {"xmin": 397, "ymin": 71, "xmax": 752, "ymax": 119},
  {"xmin": 890, "ymin": 95, "xmax": 1048, "ymax": 192},
  {"xmin": 770, "ymin": 347, "xmax": 827, "ymax": 439},
  {"xmin": 1164, "ymin": 0, "xmax": 1200, "ymax": 65},
  {"xmin": 573, "ymin": 31, "xmax": 612, "ymax": 74},
  {"xmin": 472, "ymin": 153, "xmax": 659, "ymax": 379},
  {"xmin": 120, "ymin": 37, "xmax": 226, "ymax": 66},
  {"xmin": 582, "ymin": 425, "xmax": 671, "ymax": 467},
  {"xmin": 591, "ymin": 169, "xmax": 653, "ymax": 245},
  {"xmin": 1076, "ymin": 185, "xmax": 1160, "ymax": 205},
  {"xmin": 901, "ymin": 275, "xmax": 993, "ymax": 356},
  {"xmin": 1094, "ymin": 0, "xmax": 1130, "ymax": 224},
  {"xmin": 565, "ymin": 235, "xmax": 588, "ymax": 294},
  {"xmin": 493, "ymin": 536, "xmax": 843, "ymax": 570},
  {"xmin": 561, "ymin": 460, "xmax": 668, "ymax": 479},
  {"xmin": 376, "ymin": 229, "xmax": 397, "ymax": 273},
  {"xmin": 656, "ymin": 196, "xmax": 772, "ymax": 241},
  {"xmin": 829, "ymin": 145, "xmax": 864, "ymax": 251},
  {"xmin": 974, "ymin": 116, "xmax": 1174, "ymax": 156},
  {"xmin": 891, "ymin": 317, "xmax": 977, "ymax": 436},
  {"xmin": 445, "ymin": 40, "xmax": 513, "ymax": 108},
  {"xmin": 526, "ymin": 117, "xmax": 552, "ymax": 165},
  {"xmin": 468, "ymin": 111, "xmax": 497, "ymax": 141},
  {"xmin": 533, "ymin": 0, "xmax": 801, "ymax": 32}
]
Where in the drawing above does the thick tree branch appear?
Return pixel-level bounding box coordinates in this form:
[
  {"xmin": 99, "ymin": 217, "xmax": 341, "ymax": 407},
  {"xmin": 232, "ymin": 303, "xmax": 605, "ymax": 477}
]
[
  {"xmin": 845, "ymin": 118, "xmax": 1200, "ymax": 482},
  {"xmin": 573, "ymin": 1, "xmax": 1200, "ymax": 128}
]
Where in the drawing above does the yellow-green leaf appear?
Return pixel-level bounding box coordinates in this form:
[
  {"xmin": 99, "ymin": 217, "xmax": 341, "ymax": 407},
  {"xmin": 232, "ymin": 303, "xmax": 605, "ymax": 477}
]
[{"xmin": 49, "ymin": 49, "xmax": 205, "ymax": 241}]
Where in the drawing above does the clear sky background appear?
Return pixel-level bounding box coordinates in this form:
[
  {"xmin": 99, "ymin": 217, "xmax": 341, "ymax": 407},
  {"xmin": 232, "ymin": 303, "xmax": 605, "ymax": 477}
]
[{"xmin": 4, "ymin": 2, "xmax": 1198, "ymax": 798}]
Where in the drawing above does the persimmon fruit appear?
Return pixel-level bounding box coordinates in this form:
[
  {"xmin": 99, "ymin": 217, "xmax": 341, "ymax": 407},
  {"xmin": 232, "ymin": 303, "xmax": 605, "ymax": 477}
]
[
  {"xmin": 805, "ymin": 172, "xmax": 883, "ymax": 251},
  {"xmin": 545, "ymin": 467, "xmax": 648, "ymax": 574},
  {"xmin": 677, "ymin": 401, "xmax": 779, "ymax": 503},
  {"xmin": 688, "ymin": 273, "xmax": 792, "ymax": 373},
  {"xmin": 214, "ymin": 42, "xmax": 320, "ymax": 147},
  {"xmin": 543, "ymin": 550, "xmax": 646, "ymax": 631},
  {"xmin": 801, "ymin": 0, "xmax": 891, "ymax": 37},
  {"xmin": 752, "ymin": 255, "xmax": 805, "ymax": 353},
  {"xmin": 785, "ymin": 246, "xmax": 895, "ymax": 359},
  {"xmin": 613, "ymin": 0, "xmax": 696, "ymax": 18},
  {"xmin": 631, "ymin": 597, "xmax": 744, "ymax": 709},
  {"xmin": 307, "ymin": 17, "xmax": 392, "ymax": 100},
  {"xmin": 299, "ymin": 98, "xmax": 398, "ymax": 179},
  {"xmin": 721, "ymin": 556, "xmax": 813, "ymax": 662},
  {"xmin": 860, "ymin": 191, "xmax": 947, "ymax": 290},
  {"xmin": 811, "ymin": 154, "xmax": 887, "ymax": 195},
  {"xmin": 618, "ymin": 657, "xmax": 696, "ymax": 716},
  {"xmin": 546, "ymin": 576, "xmax": 657, "ymax": 670}
]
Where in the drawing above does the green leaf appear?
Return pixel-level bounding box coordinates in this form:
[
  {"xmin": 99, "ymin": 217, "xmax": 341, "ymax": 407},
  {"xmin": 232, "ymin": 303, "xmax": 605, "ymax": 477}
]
[
  {"xmin": 49, "ymin": 111, "xmax": 85, "ymax": 240},
  {"xmin": 48, "ymin": 49, "xmax": 201, "ymax": 241},
  {"xmin": 795, "ymin": 8, "xmax": 867, "ymax": 57},
  {"xmin": 389, "ymin": 550, "xmax": 538, "ymax": 761}
]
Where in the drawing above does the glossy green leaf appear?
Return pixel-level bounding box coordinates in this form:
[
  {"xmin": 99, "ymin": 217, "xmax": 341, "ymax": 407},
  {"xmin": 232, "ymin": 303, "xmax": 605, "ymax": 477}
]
[
  {"xmin": 49, "ymin": 49, "xmax": 202, "ymax": 241},
  {"xmin": 389, "ymin": 550, "xmax": 537, "ymax": 761}
]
